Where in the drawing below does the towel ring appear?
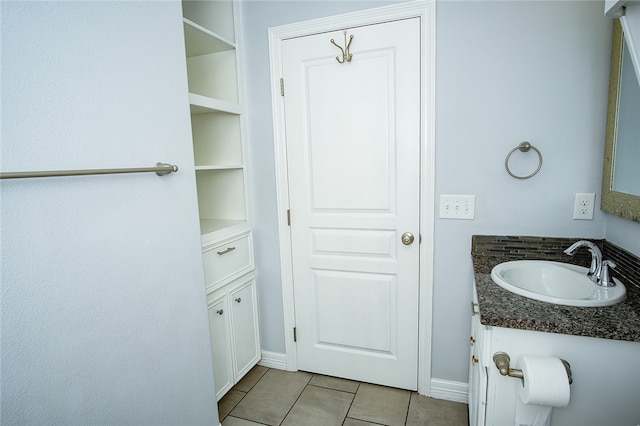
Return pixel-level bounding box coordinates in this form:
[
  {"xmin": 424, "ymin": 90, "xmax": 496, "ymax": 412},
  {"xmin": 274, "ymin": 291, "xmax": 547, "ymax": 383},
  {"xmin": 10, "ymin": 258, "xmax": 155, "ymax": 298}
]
[{"xmin": 505, "ymin": 141, "xmax": 543, "ymax": 179}]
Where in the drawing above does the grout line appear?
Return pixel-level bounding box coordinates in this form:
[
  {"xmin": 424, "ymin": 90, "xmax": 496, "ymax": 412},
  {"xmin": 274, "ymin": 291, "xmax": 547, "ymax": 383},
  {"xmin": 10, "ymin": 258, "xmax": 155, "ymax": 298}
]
[
  {"xmin": 240, "ymin": 366, "xmax": 270, "ymax": 393},
  {"xmin": 403, "ymin": 392, "xmax": 413, "ymax": 425},
  {"xmin": 218, "ymin": 366, "xmax": 269, "ymax": 423},
  {"xmin": 341, "ymin": 381, "xmax": 361, "ymax": 426},
  {"xmin": 223, "ymin": 416, "xmax": 270, "ymax": 426},
  {"xmin": 276, "ymin": 372, "xmax": 314, "ymax": 425},
  {"xmin": 219, "ymin": 393, "xmax": 247, "ymax": 424}
]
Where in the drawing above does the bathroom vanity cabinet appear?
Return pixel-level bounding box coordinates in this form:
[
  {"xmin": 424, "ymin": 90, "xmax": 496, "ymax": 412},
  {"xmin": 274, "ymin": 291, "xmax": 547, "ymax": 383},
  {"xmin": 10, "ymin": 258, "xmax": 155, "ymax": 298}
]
[
  {"xmin": 469, "ymin": 278, "xmax": 640, "ymax": 426},
  {"xmin": 181, "ymin": 0, "xmax": 260, "ymax": 401}
]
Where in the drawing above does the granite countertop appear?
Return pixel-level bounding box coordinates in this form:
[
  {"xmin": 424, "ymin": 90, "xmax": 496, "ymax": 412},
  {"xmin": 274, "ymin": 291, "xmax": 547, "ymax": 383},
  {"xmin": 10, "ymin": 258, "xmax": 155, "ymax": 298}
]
[{"xmin": 472, "ymin": 255, "xmax": 640, "ymax": 342}]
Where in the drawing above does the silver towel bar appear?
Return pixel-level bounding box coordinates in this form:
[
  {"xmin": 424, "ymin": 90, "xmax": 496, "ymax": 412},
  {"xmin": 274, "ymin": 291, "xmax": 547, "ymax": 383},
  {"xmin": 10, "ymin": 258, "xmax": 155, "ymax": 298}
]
[{"xmin": 0, "ymin": 162, "xmax": 178, "ymax": 180}]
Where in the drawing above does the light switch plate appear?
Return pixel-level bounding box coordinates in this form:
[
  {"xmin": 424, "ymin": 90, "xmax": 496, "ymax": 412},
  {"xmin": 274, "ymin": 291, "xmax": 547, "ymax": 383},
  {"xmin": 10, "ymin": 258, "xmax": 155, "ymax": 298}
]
[{"xmin": 439, "ymin": 195, "xmax": 475, "ymax": 219}]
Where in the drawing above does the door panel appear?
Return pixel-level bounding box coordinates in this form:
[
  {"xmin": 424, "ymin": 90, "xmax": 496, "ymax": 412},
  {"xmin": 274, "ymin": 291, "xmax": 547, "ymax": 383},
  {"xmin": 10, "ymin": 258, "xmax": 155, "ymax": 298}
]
[
  {"xmin": 306, "ymin": 53, "xmax": 393, "ymax": 211},
  {"xmin": 282, "ymin": 18, "xmax": 420, "ymax": 390},
  {"xmin": 314, "ymin": 270, "xmax": 396, "ymax": 353}
]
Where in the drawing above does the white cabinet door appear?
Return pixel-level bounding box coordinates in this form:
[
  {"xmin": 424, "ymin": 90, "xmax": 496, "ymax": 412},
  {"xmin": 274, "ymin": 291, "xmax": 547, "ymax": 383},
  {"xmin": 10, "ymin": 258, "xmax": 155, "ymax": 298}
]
[
  {"xmin": 207, "ymin": 294, "xmax": 233, "ymax": 399},
  {"xmin": 469, "ymin": 303, "xmax": 487, "ymax": 426},
  {"xmin": 229, "ymin": 278, "xmax": 260, "ymax": 380},
  {"xmin": 207, "ymin": 273, "xmax": 260, "ymax": 401}
]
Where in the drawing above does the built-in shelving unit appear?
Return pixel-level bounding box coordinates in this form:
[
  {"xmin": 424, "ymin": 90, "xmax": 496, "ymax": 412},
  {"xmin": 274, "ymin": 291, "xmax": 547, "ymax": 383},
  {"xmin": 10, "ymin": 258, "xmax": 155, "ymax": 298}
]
[
  {"xmin": 182, "ymin": 0, "xmax": 249, "ymax": 241},
  {"xmin": 181, "ymin": 0, "xmax": 260, "ymax": 402}
]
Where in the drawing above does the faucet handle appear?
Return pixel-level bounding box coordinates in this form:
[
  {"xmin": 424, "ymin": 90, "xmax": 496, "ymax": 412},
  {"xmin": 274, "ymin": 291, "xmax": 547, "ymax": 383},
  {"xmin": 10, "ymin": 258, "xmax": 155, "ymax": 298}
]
[{"xmin": 599, "ymin": 260, "xmax": 617, "ymax": 287}]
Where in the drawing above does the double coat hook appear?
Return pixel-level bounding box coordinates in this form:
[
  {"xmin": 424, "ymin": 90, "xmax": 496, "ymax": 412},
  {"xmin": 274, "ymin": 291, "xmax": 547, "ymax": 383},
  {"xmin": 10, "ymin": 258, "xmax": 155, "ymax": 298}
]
[{"xmin": 330, "ymin": 31, "xmax": 354, "ymax": 63}]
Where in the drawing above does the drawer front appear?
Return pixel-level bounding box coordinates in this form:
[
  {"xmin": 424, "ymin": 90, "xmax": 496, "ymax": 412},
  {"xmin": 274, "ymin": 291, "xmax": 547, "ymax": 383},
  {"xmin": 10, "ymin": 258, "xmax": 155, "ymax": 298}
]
[{"xmin": 203, "ymin": 233, "xmax": 254, "ymax": 290}]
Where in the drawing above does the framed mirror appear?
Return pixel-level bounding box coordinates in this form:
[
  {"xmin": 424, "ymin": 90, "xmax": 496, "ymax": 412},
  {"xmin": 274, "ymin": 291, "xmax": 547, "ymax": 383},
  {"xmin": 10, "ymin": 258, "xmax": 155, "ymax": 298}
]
[{"xmin": 602, "ymin": 19, "xmax": 640, "ymax": 223}]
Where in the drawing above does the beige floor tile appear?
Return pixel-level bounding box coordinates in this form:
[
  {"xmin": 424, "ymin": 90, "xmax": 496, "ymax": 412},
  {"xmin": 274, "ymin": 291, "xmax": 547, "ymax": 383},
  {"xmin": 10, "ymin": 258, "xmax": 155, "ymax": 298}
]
[
  {"xmin": 218, "ymin": 390, "xmax": 247, "ymax": 421},
  {"xmin": 406, "ymin": 393, "xmax": 469, "ymax": 426},
  {"xmin": 347, "ymin": 383, "xmax": 411, "ymax": 426},
  {"xmin": 230, "ymin": 369, "xmax": 312, "ymax": 425},
  {"xmin": 281, "ymin": 385, "xmax": 354, "ymax": 426},
  {"xmin": 233, "ymin": 365, "xmax": 269, "ymax": 393},
  {"xmin": 222, "ymin": 416, "xmax": 266, "ymax": 426},
  {"xmin": 309, "ymin": 374, "xmax": 360, "ymax": 393}
]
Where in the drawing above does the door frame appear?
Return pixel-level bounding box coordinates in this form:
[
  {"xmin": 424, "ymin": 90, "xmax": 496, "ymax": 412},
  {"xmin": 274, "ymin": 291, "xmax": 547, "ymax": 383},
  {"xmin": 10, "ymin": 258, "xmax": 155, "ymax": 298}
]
[{"xmin": 267, "ymin": 0, "xmax": 436, "ymax": 396}]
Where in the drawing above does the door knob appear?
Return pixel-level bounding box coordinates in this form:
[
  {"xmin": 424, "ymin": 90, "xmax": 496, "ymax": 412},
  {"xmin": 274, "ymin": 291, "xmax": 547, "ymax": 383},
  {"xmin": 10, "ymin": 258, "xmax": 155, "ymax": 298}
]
[{"xmin": 401, "ymin": 232, "xmax": 414, "ymax": 245}]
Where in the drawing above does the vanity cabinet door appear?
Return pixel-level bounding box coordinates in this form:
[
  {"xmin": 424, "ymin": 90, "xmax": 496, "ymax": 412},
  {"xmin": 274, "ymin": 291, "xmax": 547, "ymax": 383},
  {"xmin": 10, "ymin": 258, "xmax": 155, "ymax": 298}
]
[{"xmin": 469, "ymin": 293, "xmax": 487, "ymax": 426}]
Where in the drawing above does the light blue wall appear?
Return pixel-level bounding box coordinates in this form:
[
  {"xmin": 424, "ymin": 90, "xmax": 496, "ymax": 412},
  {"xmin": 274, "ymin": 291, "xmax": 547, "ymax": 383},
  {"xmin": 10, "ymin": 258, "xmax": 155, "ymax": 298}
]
[
  {"xmin": 1, "ymin": 2, "xmax": 218, "ymax": 423},
  {"xmin": 606, "ymin": 215, "xmax": 640, "ymax": 255},
  {"xmin": 241, "ymin": 0, "xmax": 639, "ymax": 384},
  {"xmin": 432, "ymin": 0, "xmax": 611, "ymax": 382}
]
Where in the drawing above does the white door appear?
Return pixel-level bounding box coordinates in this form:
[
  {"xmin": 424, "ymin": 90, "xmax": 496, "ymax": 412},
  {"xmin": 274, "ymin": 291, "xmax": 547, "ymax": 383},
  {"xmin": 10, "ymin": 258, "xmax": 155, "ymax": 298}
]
[{"xmin": 282, "ymin": 18, "xmax": 421, "ymax": 390}]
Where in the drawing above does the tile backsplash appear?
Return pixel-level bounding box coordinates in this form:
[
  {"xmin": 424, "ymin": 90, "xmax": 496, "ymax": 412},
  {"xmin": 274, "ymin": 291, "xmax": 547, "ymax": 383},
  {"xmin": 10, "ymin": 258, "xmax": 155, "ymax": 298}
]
[
  {"xmin": 471, "ymin": 235, "xmax": 639, "ymax": 289},
  {"xmin": 604, "ymin": 241, "xmax": 640, "ymax": 290}
]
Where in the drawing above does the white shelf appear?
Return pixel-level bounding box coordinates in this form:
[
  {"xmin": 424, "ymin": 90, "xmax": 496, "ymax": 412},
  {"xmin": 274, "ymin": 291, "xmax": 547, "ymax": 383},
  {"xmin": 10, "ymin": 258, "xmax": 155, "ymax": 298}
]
[
  {"xmin": 191, "ymin": 112, "xmax": 242, "ymax": 167},
  {"xmin": 182, "ymin": 0, "xmax": 249, "ymax": 239},
  {"xmin": 183, "ymin": 18, "xmax": 235, "ymax": 57},
  {"xmin": 200, "ymin": 219, "xmax": 248, "ymax": 240},
  {"xmin": 186, "ymin": 49, "xmax": 238, "ymax": 102},
  {"xmin": 189, "ymin": 93, "xmax": 242, "ymax": 115},
  {"xmin": 195, "ymin": 168, "xmax": 247, "ymax": 226},
  {"xmin": 182, "ymin": 0, "xmax": 235, "ymax": 43}
]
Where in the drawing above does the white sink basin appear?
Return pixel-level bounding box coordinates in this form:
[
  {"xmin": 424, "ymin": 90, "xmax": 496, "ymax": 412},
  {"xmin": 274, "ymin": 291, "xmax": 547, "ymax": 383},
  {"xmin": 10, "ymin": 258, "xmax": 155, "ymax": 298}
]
[{"xmin": 490, "ymin": 260, "xmax": 626, "ymax": 307}]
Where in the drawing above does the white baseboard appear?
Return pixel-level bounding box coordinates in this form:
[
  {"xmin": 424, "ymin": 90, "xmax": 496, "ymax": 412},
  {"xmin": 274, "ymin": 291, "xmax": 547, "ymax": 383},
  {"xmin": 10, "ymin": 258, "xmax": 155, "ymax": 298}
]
[
  {"xmin": 258, "ymin": 350, "xmax": 287, "ymax": 370},
  {"xmin": 429, "ymin": 378, "xmax": 469, "ymax": 404}
]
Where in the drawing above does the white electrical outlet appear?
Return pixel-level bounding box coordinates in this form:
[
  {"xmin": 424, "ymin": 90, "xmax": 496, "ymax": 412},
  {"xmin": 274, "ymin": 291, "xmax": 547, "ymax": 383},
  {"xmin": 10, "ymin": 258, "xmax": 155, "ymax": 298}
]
[
  {"xmin": 573, "ymin": 193, "xmax": 596, "ymax": 220},
  {"xmin": 439, "ymin": 195, "xmax": 475, "ymax": 219}
]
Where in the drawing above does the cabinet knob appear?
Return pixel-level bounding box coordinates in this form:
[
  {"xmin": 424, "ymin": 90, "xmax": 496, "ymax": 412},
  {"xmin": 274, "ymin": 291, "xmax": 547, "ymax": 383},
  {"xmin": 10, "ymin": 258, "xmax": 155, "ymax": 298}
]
[
  {"xmin": 470, "ymin": 336, "xmax": 476, "ymax": 346},
  {"xmin": 216, "ymin": 309, "xmax": 224, "ymax": 315},
  {"xmin": 235, "ymin": 297, "xmax": 242, "ymax": 303},
  {"xmin": 472, "ymin": 355, "xmax": 479, "ymax": 365}
]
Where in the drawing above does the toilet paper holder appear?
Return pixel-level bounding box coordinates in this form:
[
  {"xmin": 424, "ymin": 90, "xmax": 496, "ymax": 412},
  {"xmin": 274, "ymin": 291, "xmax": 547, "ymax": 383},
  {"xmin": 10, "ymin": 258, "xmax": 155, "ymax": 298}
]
[{"xmin": 492, "ymin": 352, "xmax": 573, "ymax": 385}]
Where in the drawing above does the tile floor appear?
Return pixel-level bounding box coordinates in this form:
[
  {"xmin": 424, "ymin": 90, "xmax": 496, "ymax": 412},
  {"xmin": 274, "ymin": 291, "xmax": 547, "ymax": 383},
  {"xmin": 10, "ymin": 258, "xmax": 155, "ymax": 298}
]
[{"xmin": 218, "ymin": 366, "xmax": 469, "ymax": 426}]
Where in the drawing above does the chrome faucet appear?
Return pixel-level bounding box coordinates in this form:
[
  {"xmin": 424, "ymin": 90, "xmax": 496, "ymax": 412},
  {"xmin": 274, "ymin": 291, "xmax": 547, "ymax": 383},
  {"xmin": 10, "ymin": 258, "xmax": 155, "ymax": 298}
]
[
  {"xmin": 563, "ymin": 240, "xmax": 616, "ymax": 287},
  {"xmin": 600, "ymin": 259, "xmax": 617, "ymax": 287}
]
